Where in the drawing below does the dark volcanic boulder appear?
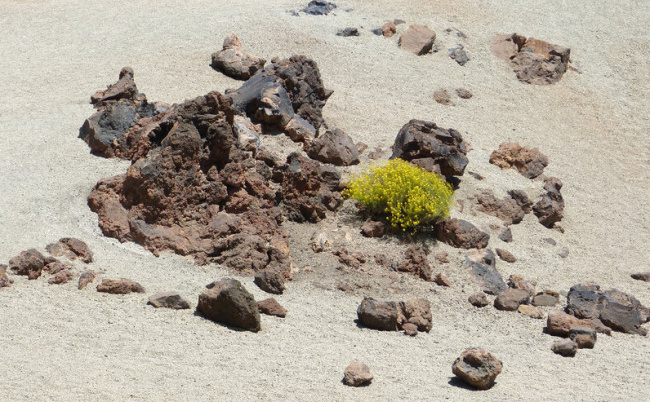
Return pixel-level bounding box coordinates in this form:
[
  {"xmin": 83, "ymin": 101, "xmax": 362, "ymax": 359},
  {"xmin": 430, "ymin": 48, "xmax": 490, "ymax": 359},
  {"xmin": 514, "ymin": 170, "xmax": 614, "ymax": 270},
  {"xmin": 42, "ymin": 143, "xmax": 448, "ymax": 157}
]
[
  {"xmin": 303, "ymin": 0, "xmax": 336, "ymax": 15},
  {"xmin": 9, "ymin": 249, "xmax": 46, "ymax": 280},
  {"xmin": 357, "ymin": 297, "xmax": 399, "ymax": 331},
  {"xmin": 489, "ymin": 143, "xmax": 549, "ymax": 179},
  {"xmin": 463, "ymin": 249, "xmax": 507, "ymax": 295},
  {"xmin": 211, "ymin": 34, "xmax": 266, "ymax": 80},
  {"xmin": 198, "ymin": 279, "xmax": 261, "ymax": 332},
  {"xmin": 305, "ymin": 129, "xmax": 360, "ymax": 166},
  {"xmin": 452, "ymin": 348, "xmax": 503, "ymax": 390},
  {"xmin": 533, "ymin": 176, "xmax": 565, "ymax": 227},
  {"xmin": 391, "ymin": 119, "xmax": 469, "ymax": 179},
  {"xmin": 435, "ymin": 218, "xmax": 489, "ymax": 249},
  {"xmin": 148, "ymin": 292, "xmax": 191, "ymax": 309}
]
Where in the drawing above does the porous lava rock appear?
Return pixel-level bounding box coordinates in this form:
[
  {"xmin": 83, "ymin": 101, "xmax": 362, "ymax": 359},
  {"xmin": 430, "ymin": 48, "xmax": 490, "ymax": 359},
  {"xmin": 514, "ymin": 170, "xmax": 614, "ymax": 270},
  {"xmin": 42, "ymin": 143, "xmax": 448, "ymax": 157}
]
[
  {"xmin": 97, "ymin": 279, "xmax": 145, "ymax": 294},
  {"xmin": 435, "ymin": 219, "xmax": 489, "ymax": 249},
  {"xmin": 147, "ymin": 292, "xmax": 191, "ymax": 309},
  {"xmin": 491, "ymin": 34, "xmax": 571, "ymax": 85},
  {"xmin": 391, "ymin": 119, "xmax": 469, "ymax": 179},
  {"xmin": 399, "ymin": 25, "xmax": 436, "ymax": 55},
  {"xmin": 254, "ymin": 265, "xmax": 288, "ymax": 295},
  {"xmin": 452, "ymin": 348, "xmax": 503, "ymax": 390},
  {"xmin": 258, "ymin": 298, "xmax": 287, "ymax": 317},
  {"xmin": 303, "ymin": 0, "xmax": 336, "ymax": 15},
  {"xmin": 78, "ymin": 270, "xmax": 97, "ymax": 290},
  {"xmin": 565, "ymin": 284, "xmax": 649, "ymax": 335},
  {"xmin": 395, "ymin": 245, "xmax": 432, "ymax": 281},
  {"xmin": 489, "ymin": 143, "xmax": 549, "ymax": 179},
  {"xmin": 46, "ymin": 237, "xmax": 94, "ymax": 263},
  {"xmin": 305, "ymin": 128, "xmax": 360, "ymax": 166},
  {"xmin": 9, "ymin": 249, "xmax": 47, "ymax": 280},
  {"xmin": 43, "ymin": 260, "xmax": 71, "ymax": 275},
  {"xmin": 464, "ymin": 249, "xmax": 507, "ymax": 295},
  {"xmin": 198, "ymin": 278, "xmax": 261, "ymax": 332},
  {"xmin": 357, "ymin": 297, "xmax": 432, "ymax": 332},
  {"xmin": 343, "ymin": 361, "xmax": 373, "ymax": 387},
  {"xmin": 533, "ymin": 176, "xmax": 565, "ymax": 227},
  {"xmin": 494, "ymin": 288, "xmax": 530, "ymax": 311},
  {"xmin": 211, "ymin": 34, "xmax": 266, "ymax": 80},
  {"xmin": 551, "ymin": 339, "xmax": 577, "ymax": 357},
  {"xmin": 476, "ymin": 189, "xmax": 533, "ymax": 225}
]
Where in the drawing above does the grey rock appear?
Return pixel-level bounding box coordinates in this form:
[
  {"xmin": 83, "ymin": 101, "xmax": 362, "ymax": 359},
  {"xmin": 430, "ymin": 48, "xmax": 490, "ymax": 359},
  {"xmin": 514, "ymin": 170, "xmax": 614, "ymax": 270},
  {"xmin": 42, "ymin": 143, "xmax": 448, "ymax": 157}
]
[{"xmin": 551, "ymin": 339, "xmax": 577, "ymax": 357}]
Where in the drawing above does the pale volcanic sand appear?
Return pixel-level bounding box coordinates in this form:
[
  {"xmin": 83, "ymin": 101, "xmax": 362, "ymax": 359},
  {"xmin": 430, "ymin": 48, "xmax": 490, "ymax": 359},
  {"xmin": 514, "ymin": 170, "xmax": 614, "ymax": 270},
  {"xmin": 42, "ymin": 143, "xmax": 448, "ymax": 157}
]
[{"xmin": 0, "ymin": 0, "xmax": 649, "ymax": 400}]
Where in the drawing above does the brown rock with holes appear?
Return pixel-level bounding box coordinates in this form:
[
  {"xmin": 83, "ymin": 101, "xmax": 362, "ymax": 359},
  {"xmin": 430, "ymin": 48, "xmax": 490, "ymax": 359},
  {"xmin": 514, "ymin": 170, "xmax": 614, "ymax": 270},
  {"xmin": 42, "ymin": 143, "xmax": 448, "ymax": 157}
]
[
  {"xmin": 469, "ymin": 292, "xmax": 489, "ymax": 307},
  {"xmin": 395, "ymin": 245, "xmax": 432, "ymax": 281},
  {"xmin": 361, "ymin": 220, "xmax": 385, "ymax": 238},
  {"xmin": 96, "ymin": 279, "xmax": 145, "ymax": 294},
  {"xmin": 631, "ymin": 272, "xmax": 650, "ymax": 282},
  {"xmin": 496, "ymin": 249, "xmax": 516, "ymax": 263},
  {"xmin": 518, "ymin": 304, "xmax": 544, "ymax": 319},
  {"xmin": 494, "ymin": 288, "xmax": 530, "ymax": 311},
  {"xmin": 44, "ymin": 260, "xmax": 71, "ymax": 275},
  {"xmin": 343, "ymin": 361, "xmax": 373, "ymax": 387},
  {"xmin": 452, "ymin": 348, "xmax": 503, "ymax": 390},
  {"xmin": 434, "ymin": 272, "xmax": 452, "ymax": 287},
  {"xmin": 569, "ymin": 327, "xmax": 597, "ymax": 349},
  {"xmin": 78, "ymin": 270, "xmax": 97, "ymax": 290},
  {"xmin": 211, "ymin": 34, "xmax": 266, "ymax": 80},
  {"xmin": 305, "ymin": 128, "xmax": 360, "ymax": 166},
  {"xmin": 9, "ymin": 249, "xmax": 46, "ymax": 280},
  {"xmin": 434, "ymin": 89, "xmax": 453, "ymax": 105},
  {"xmin": 546, "ymin": 311, "xmax": 593, "ymax": 337},
  {"xmin": 48, "ymin": 270, "xmax": 74, "ymax": 285},
  {"xmin": 197, "ymin": 278, "xmax": 261, "ymax": 332},
  {"xmin": 381, "ymin": 22, "xmax": 397, "ymax": 38},
  {"xmin": 532, "ymin": 290, "xmax": 560, "ymax": 307},
  {"xmin": 147, "ymin": 292, "xmax": 191, "ymax": 309},
  {"xmin": 533, "ymin": 176, "xmax": 565, "ymax": 227},
  {"xmin": 391, "ymin": 119, "xmax": 469, "ymax": 179},
  {"xmin": 258, "ymin": 298, "xmax": 287, "ymax": 318},
  {"xmin": 435, "ymin": 219, "xmax": 489, "ymax": 249},
  {"xmin": 45, "ymin": 238, "xmax": 94, "ymax": 263},
  {"xmin": 399, "ymin": 25, "xmax": 437, "ymax": 55},
  {"xmin": 551, "ymin": 339, "xmax": 577, "ymax": 357},
  {"xmin": 489, "ymin": 143, "xmax": 549, "ymax": 179}
]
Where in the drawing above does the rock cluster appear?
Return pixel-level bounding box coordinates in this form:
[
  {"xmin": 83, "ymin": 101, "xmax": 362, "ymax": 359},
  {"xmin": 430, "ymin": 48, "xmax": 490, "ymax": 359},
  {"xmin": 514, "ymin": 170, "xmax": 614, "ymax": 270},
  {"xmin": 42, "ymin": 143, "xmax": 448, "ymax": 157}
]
[
  {"xmin": 211, "ymin": 34, "xmax": 266, "ymax": 80},
  {"xmin": 357, "ymin": 297, "xmax": 432, "ymax": 335}
]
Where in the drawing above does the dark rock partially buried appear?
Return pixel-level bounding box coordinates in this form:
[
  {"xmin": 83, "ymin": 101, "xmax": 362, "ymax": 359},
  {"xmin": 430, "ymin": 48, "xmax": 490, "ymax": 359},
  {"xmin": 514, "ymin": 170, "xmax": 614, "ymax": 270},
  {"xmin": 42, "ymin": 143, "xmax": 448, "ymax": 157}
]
[
  {"xmin": 464, "ymin": 249, "xmax": 507, "ymax": 295},
  {"xmin": 148, "ymin": 292, "xmax": 191, "ymax": 309},
  {"xmin": 211, "ymin": 34, "xmax": 266, "ymax": 80},
  {"xmin": 452, "ymin": 348, "xmax": 503, "ymax": 390},
  {"xmin": 391, "ymin": 119, "xmax": 469, "ymax": 179},
  {"xmin": 198, "ymin": 278, "xmax": 261, "ymax": 332}
]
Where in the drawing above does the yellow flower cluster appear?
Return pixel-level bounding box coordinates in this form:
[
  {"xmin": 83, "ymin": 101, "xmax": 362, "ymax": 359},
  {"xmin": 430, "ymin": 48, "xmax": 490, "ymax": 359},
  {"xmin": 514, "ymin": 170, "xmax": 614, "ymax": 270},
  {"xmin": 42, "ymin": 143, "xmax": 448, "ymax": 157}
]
[{"xmin": 343, "ymin": 159, "xmax": 454, "ymax": 232}]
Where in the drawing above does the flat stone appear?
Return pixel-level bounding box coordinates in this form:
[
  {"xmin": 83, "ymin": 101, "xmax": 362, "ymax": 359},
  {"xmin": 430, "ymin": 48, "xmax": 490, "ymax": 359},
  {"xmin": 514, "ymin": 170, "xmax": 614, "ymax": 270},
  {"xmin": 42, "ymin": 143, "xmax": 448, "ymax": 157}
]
[{"xmin": 148, "ymin": 292, "xmax": 191, "ymax": 309}]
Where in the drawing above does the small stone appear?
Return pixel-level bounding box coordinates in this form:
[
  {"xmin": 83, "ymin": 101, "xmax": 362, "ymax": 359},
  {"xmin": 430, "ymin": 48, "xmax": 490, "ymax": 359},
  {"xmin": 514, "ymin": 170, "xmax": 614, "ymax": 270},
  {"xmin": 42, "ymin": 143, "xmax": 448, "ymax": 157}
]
[
  {"xmin": 381, "ymin": 22, "xmax": 397, "ymax": 37},
  {"xmin": 507, "ymin": 274, "xmax": 536, "ymax": 297},
  {"xmin": 452, "ymin": 348, "xmax": 503, "ymax": 390},
  {"xmin": 343, "ymin": 361, "xmax": 373, "ymax": 387},
  {"xmin": 434, "ymin": 252, "xmax": 449, "ymax": 264},
  {"xmin": 468, "ymin": 292, "xmax": 489, "ymax": 308},
  {"xmin": 48, "ymin": 270, "xmax": 74, "ymax": 285},
  {"xmin": 546, "ymin": 311, "xmax": 592, "ymax": 337},
  {"xmin": 0, "ymin": 266, "xmax": 14, "ymax": 289},
  {"xmin": 456, "ymin": 88, "xmax": 473, "ymax": 99},
  {"xmin": 532, "ymin": 290, "xmax": 559, "ymax": 307},
  {"xmin": 45, "ymin": 238, "xmax": 94, "ymax": 263},
  {"xmin": 254, "ymin": 269, "xmax": 286, "ymax": 294},
  {"xmin": 551, "ymin": 339, "xmax": 577, "ymax": 357},
  {"xmin": 631, "ymin": 273, "xmax": 650, "ymax": 282},
  {"xmin": 402, "ymin": 322, "xmax": 418, "ymax": 336},
  {"xmin": 496, "ymin": 248, "xmax": 516, "ymax": 263},
  {"xmin": 148, "ymin": 292, "xmax": 191, "ymax": 309},
  {"xmin": 494, "ymin": 288, "xmax": 530, "ymax": 311},
  {"xmin": 258, "ymin": 298, "xmax": 287, "ymax": 318},
  {"xmin": 336, "ymin": 27, "xmax": 359, "ymax": 37},
  {"xmin": 197, "ymin": 278, "xmax": 261, "ymax": 332},
  {"xmin": 78, "ymin": 270, "xmax": 97, "ymax": 290},
  {"xmin": 489, "ymin": 142, "xmax": 549, "ymax": 179},
  {"xmin": 569, "ymin": 327, "xmax": 597, "ymax": 349},
  {"xmin": 498, "ymin": 227, "xmax": 513, "ymax": 243},
  {"xmin": 303, "ymin": 0, "xmax": 336, "ymax": 15},
  {"xmin": 435, "ymin": 219, "xmax": 489, "ymax": 249},
  {"xmin": 96, "ymin": 279, "xmax": 145, "ymax": 294},
  {"xmin": 449, "ymin": 46, "xmax": 469, "ymax": 66},
  {"xmin": 518, "ymin": 304, "xmax": 544, "ymax": 319},
  {"xmin": 399, "ymin": 25, "xmax": 437, "ymax": 55},
  {"xmin": 434, "ymin": 89, "xmax": 453, "ymax": 105},
  {"xmin": 434, "ymin": 272, "xmax": 452, "ymax": 287},
  {"xmin": 311, "ymin": 232, "xmax": 332, "ymax": 252},
  {"xmin": 361, "ymin": 220, "xmax": 385, "ymax": 238}
]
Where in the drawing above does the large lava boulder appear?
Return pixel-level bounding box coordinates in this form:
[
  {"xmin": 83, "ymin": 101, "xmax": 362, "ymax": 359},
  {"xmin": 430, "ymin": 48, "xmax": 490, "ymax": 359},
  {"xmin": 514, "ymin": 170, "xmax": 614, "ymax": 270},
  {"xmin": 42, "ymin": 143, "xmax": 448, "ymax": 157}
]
[{"xmin": 197, "ymin": 278, "xmax": 261, "ymax": 332}]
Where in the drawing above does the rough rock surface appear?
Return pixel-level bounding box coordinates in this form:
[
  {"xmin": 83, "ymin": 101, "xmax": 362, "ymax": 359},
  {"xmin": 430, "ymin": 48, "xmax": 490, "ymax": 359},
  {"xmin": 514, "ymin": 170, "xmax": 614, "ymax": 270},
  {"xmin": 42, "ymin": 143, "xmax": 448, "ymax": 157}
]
[
  {"xmin": 395, "ymin": 245, "xmax": 432, "ymax": 281},
  {"xmin": 533, "ymin": 176, "xmax": 565, "ymax": 227},
  {"xmin": 97, "ymin": 279, "xmax": 145, "ymax": 294},
  {"xmin": 211, "ymin": 34, "xmax": 266, "ymax": 80},
  {"xmin": 468, "ymin": 292, "xmax": 489, "ymax": 307},
  {"xmin": 391, "ymin": 119, "xmax": 469, "ymax": 179},
  {"xmin": 476, "ymin": 189, "xmax": 532, "ymax": 224},
  {"xmin": 360, "ymin": 220, "xmax": 385, "ymax": 238},
  {"xmin": 518, "ymin": 305, "xmax": 544, "ymax": 319},
  {"xmin": 46, "ymin": 237, "xmax": 94, "ymax": 263},
  {"xmin": 456, "ymin": 88, "xmax": 473, "ymax": 99},
  {"xmin": 496, "ymin": 248, "xmax": 516, "ymax": 263},
  {"xmin": 336, "ymin": 28, "xmax": 359, "ymax": 37},
  {"xmin": 551, "ymin": 339, "xmax": 577, "ymax": 357},
  {"xmin": 43, "ymin": 260, "xmax": 70, "ymax": 275},
  {"xmin": 464, "ymin": 249, "xmax": 507, "ymax": 295},
  {"xmin": 565, "ymin": 284, "xmax": 649, "ymax": 335},
  {"xmin": 9, "ymin": 249, "xmax": 46, "ymax": 280},
  {"xmin": 532, "ymin": 290, "xmax": 560, "ymax": 307},
  {"xmin": 435, "ymin": 219, "xmax": 489, "ymax": 249},
  {"xmin": 78, "ymin": 270, "xmax": 97, "ymax": 290},
  {"xmin": 433, "ymin": 89, "xmax": 453, "ymax": 106},
  {"xmin": 381, "ymin": 22, "xmax": 397, "ymax": 38},
  {"xmin": 498, "ymin": 227, "xmax": 513, "ymax": 243},
  {"xmin": 434, "ymin": 272, "xmax": 452, "ymax": 287},
  {"xmin": 254, "ymin": 267, "xmax": 288, "ymax": 294},
  {"xmin": 399, "ymin": 25, "xmax": 436, "ymax": 55},
  {"xmin": 305, "ymin": 128, "xmax": 360, "ymax": 166},
  {"xmin": 452, "ymin": 348, "xmax": 503, "ymax": 390},
  {"xmin": 48, "ymin": 270, "xmax": 74, "ymax": 285},
  {"xmin": 303, "ymin": 0, "xmax": 336, "ymax": 15},
  {"xmin": 507, "ymin": 274, "xmax": 537, "ymax": 297},
  {"xmin": 197, "ymin": 279, "xmax": 261, "ymax": 332},
  {"xmin": 333, "ymin": 248, "xmax": 366, "ymax": 269},
  {"xmin": 494, "ymin": 288, "xmax": 530, "ymax": 311},
  {"xmin": 489, "ymin": 143, "xmax": 549, "ymax": 179},
  {"xmin": 631, "ymin": 272, "xmax": 650, "ymax": 282},
  {"xmin": 569, "ymin": 327, "xmax": 597, "ymax": 349},
  {"xmin": 310, "ymin": 232, "xmax": 332, "ymax": 252},
  {"xmin": 546, "ymin": 311, "xmax": 595, "ymax": 337},
  {"xmin": 357, "ymin": 297, "xmax": 432, "ymax": 332},
  {"xmin": 343, "ymin": 361, "xmax": 373, "ymax": 387},
  {"xmin": 490, "ymin": 33, "xmax": 571, "ymax": 85},
  {"xmin": 0, "ymin": 265, "xmax": 13, "ymax": 289},
  {"xmin": 147, "ymin": 292, "xmax": 191, "ymax": 309},
  {"xmin": 258, "ymin": 298, "xmax": 287, "ymax": 317}
]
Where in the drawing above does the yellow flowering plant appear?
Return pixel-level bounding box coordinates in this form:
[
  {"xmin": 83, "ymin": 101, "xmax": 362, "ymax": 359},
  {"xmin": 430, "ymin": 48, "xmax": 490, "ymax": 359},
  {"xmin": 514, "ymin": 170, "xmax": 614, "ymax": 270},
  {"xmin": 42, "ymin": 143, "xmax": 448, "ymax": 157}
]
[{"xmin": 343, "ymin": 159, "xmax": 454, "ymax": 232}]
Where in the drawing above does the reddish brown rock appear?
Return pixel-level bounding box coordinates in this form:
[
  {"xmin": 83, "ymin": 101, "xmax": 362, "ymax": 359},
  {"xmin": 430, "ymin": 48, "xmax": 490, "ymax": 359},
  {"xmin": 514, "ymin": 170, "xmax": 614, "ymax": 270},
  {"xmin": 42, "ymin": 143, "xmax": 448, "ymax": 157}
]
[
  {"xmin": 494, "ymin": 288, "xmax": 530, "ymax": 311},
  {"xmin": 357, "ymin": 298, "xmax": 398, "ymax": 331},
  {"xmin": 258, "ymin": 298, "xmax": 287, "ymax": 318},
  {"xmin": 468, "ymin": 292, "xmax": 489, "ymax": 308},
  {"xmin": 476, "ymin": 189, "xmax": 532, "ymax": 225},
  {"xmin": 305, "ymin": 128, "xmax": 360, "ymax": 166},
  {"xmin": 381, "ymin": 21, "xmax": 397, "ymax": 38},
  {"xmin": 398, "ymin": 298, "xmax": 433, "ymax": 332},
  {"xmin": 333, "ymin": 248, "xmax": 367, "ymax": 269},
  {"xmin": 43, "ymin": 260, "xmax": 71, "ymax": 275},
  {"xmin": 402, "ymin": 322, "xmax": 418, "ymax": 336},
  {"xmin": 147, "ymin": 292, "xmax": 191, "ymax": 309},
  {"xmin": 532, "ymin": 290, "xmax": 560, "ymax": 307},
  {"xmin": 90, "ymin": 67, "xmax": 138, "ymax": 107},
  {"xmin": 434, "ymin": 89, "xmax": 453, "ymax": 106},
  {"xmin": 9, "ymin": 249, "xmax": 46, "ymax": 280},
  {"xmin": 343, "ymin": 361, "xmax": 373, "ymax": 387},
  {"xmin": 569, "ymin": 327, "xmax": 597, "ymax": 349},
  {"xmin": 489, "ymin": 143, "xmax": 549, "ymax": 179},
  {"xmin": 399, "ymin": 25, "xmax": 436, "ymax": 55},
  {"xmin": 551, "ymin": 339, "xmax": 577, "ymax": 357},
  {"xmin": 452, "ymin": 348, "xmax": 503, "ymax": 390},
  {"xmin": 507, "ymin": 274, "xmax": 536, "ymax": 297},
  {"xmin": 546, "ymin": 311, "xmax": 593, "ymax": 337},
  {"xmin": 496, "ymin": 248, "xmax": 516, "ymax": 263},
  {"xmin": 435, "ymin": 219, "xmax": 489, "ymax": 249},
  {"xmin": 391, "ymin": 119, "xmax": 469, "ymax": 179},
  {"xmin": 434, "ymin": 272, "xmax": 452, "ymax": 287},
  {"xmin": 211, "ymin": 34, "xmax": 266, "ymax": 80},
  {"xmin": 197, "ymin": 278, "xmax": 261, "ymax": 332},
  {"xmin": 491, "ymin": 34, "xmax": 571, "ymax": 85},
  {"xmin": 254, "ymin": 265, "xmax": 288, "ymax": 295},
  {"xmin": 96, "ymin": 279, "xmax": 145, "ymax": 295},
  {"xmin": 395, "ymin": 245, "xmax": 432, "ymax": 281},
  {"xmin": 78, "ymin": 270, "xmax": 97, "ymax": 290},
  {"xmin": 361, "ymin": 220, "xmax": 386, "ymax": 238},
  {"xmin": 48, "ymin": 270, "xmax": 74, "ymax": 285},
  {"xmin": 45, "ymin": 237, "xmax": 94, "ymax": 263},
  {"xmin": 533, "ymin": 176, "xmax": 565, "ymax": 228}
]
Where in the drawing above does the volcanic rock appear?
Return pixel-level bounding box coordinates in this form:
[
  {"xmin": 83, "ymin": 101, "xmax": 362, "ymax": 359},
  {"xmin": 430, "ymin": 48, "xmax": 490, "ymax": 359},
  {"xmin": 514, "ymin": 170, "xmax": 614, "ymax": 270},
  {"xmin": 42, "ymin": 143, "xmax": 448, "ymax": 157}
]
[
  {"xmin": 97, "ymin": 279, "xmax": 145, "ymax": 294},
  {"xmin": 211, "ymin": 34, "xmax": 266, "ymax": 80},
  {"xmin": 0, "ymin": 265, "xmax": 14, "ymax": 289},
  {"xmin": 631, "ymin": 272, "xmax": 650, "ymax": 282},
  {"xmin": 305, "ymin": 128, "xmax": 360, "ymax": 166},
  {"xmin": 433, "ymin": 89, "xmax": 453, "ymax": 105},
  {"xmin": 343, "ymin": 361, "xmax": 373, "ymax": 387},
  {"xmin": 399, "ymin": 298, "xmax": 433, "ymax": 332},
  {"xmin": 310, "ymin": 232, "xmax": 332, "ymax": 252},
  {"xmin": 361, "ymin": 220, "xmax": 385, "ymax": 238},
  {"xmin": 570, "ymin": 327, "xmax": 597, "ymax": 349},
  {"xmin": 147, "ymin": 292, "xmax": 191, "ymax": 309},
  {"xmin": 464, "ymin": 249, "xmax": 507, "ymax": 295},
  {"xmin": 533, "ymin": 176, "xmax": 565, "ymax": 227},
  {"xmin": 476, "ymin": 189, "xmax": 532, "ymax": 225},
  {"xmin": 402, "ymin": 322, "xmax": 419, "ymax": 336},
  {"xmin": 395, "ymin": 245, "xmax": 432, "ymax": 281},
  {"xmin": 357, "ymin": 297, "xmax": 432, "ymax": 332},
  {"xmin": 498, "ymin": 227, "xmax": 513, "ymax": 243},
  {"xmin": 254, "ymin": 265, "xmax": 288, "ymax": 294},
  {"xmin": 507, "ymin": 274, "xmax": 536, "ymax": 297},
  {"xmin": 391, "ymin": 119, "xmax": 469, "ymax": 179},
  {"xmin": 491, "ymin": 33, "xmax": 571, "ymax": 85},
  {"xmin": 435, "ymin": 219, "xmax": 489, "ymax": 249},
  {"xmin": 546, "ymin": 311, "xmax": 594, "ymax": 337},
  {"xmin": 258, "ymin": 298, "xmax": 287, "ymax": 317},
  {"xmin": 381, "ymin": 22, "xmax": 397, "ymax": 37},
  {"xmin": 449, "ymin": 45, "xmax": 469, "ymax": 66},
  {"xmin": 452, "ymin": 348, "xmax": 503, "ymax": 390},
  {"xmin": 399, "ymin": 25, "xmax": 436, "ymax": 55},
  {"xmin": 333, "ymin": 248, "xmax": 366, "ymax": 269},
  {"xmin": 494, "ymin": 288, "xmax": 530, "ymax": 311},
  {"xmin": 468, "ymin": 292, "xmax": 489, "ymax": 307},
  {"xmin": 434, "ymin": 272, "xmax": 452, "ymax": 287},
  {"xmin": 78, "ymin": 270, "xmax": 97, "ymax": 290},
  {"xmin": 46, "ymin": 237, "xmax": 94, "ymax": 263},
  {"xmin": 532, "ymin": 290, "xmax": 560, "ymax": 307},
  {"xmin": 496, "ymin": 248, "xmax": 516, "ymax": 263},
  {"xmin": 336, "ymin": 28, "xmax": 359, "ymax": 37},
  {"xmin": 9, "ymin": 249, "xmax": 46, "ymax": 280},
  {"xmin": 489, "ymin": 143, "xmax": 549, "ymax": 179},
  {"xmin": 197, "ymin": 278, "xmax": 261, "ymax": 332},
  {"xmin": 303, "ymin": 0, "xmax": 336, "ymax": 15},
  {"xmin": 43, "ymin": 260, "xmax": 71, "ymax": 275},
  {"xmin": 552, "ymin": 339, "xmax": 577, "ymax": 357},
  {"xmin": 518, "ymin": 304, "xmax": 544, "ymax": 319},
  {"xmin": 48, "ymin": 270, "xmax": 74, "ymax": 285},
  {"xmin": 456, "ymin": 88, "xmax": 473, "ymax": 99}
]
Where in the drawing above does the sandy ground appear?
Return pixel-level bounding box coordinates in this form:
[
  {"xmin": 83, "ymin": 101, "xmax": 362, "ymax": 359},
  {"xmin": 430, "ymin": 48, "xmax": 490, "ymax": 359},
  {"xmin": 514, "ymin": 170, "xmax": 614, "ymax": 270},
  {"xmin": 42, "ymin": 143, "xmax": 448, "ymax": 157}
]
[{"xmin": 1, "ymin": 0, "xmax": 649, "ymax": 400}]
